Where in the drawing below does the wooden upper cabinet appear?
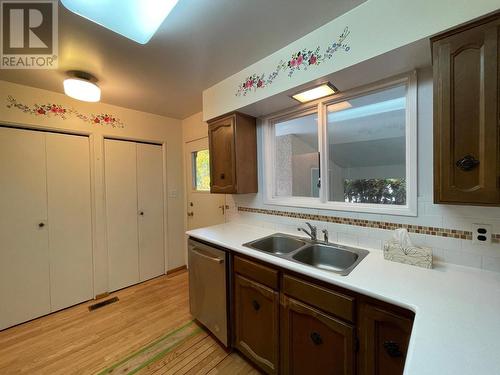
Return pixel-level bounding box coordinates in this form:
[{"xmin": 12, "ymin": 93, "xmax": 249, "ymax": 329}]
[
  {"xmin": 432, "ymin": 14, "xmax": 500, "ymax": 205},
  {"xmin": 357, "ymin": 303, "xmax": 413, "ymax": 375},
  {"xmin": 208, "ymin": 112, "xmax": 257, "ymax": 194}
]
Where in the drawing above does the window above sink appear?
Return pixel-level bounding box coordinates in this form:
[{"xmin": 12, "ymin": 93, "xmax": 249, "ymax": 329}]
[{"xmin": 262, "ymin": 72, "xmax": 417, "ymax": 216}]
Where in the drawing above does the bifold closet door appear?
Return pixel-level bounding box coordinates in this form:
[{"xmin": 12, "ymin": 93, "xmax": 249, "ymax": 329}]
[
  {"xmin": 105, "ymin": 139, "xmax": 140, "ymax": 291},
  {"xmin": 46, "ymin": 133, "xmax": 93, "ymax": 311},
  {"xmin": 0, "ymin": 127, "xmax": 51, "ymax": 330},
  {"xmin": 137, "ymin": 143, "xmax": 164, "ymax": 281}
]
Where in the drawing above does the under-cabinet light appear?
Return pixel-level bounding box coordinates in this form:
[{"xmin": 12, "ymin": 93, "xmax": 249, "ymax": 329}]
[{"xmin": 291, "ymin": 82, "xmax": 337, "ymax": 103}]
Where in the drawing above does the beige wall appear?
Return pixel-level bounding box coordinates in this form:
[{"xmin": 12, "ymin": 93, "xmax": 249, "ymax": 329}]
[
  {"xmin": 0, "ymin": 80, "xmax": 185, "ymax": 296},
  {"xmin": 182, "ymin": 111, "xmax": 208, "ymax": 142}
]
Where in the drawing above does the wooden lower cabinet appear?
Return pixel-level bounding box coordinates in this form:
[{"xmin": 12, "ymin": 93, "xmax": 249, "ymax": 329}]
[
  {"xmin": 231, "ymin": 256, "xmax": 413, "ymax": 375},
  {"xmin": 233, "ymin": 273, "xmax": 279, "ymax": 374},
  {"xmin": 281, "ymin": 295, "xmax": 355, "ymax": 375},
  {"xmin": 357, "ymin": 303, "xmax": 413, "ymax": 375}
]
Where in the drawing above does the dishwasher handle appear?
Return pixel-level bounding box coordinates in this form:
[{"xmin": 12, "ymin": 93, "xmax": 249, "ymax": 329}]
[{"xmin": 191, "ymin": 247, "xmax": 224, "ymax": 264}]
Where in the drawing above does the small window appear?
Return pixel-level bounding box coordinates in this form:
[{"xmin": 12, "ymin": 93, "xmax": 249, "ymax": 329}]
[
  {"xmin": 263, "ymin": 72, "xmax": 417, "ymax": 216},
  {"xmin": 274, "ymin": 112, "xmax": 319, "ymax": 198},
  {"xmin": 192, "ymin": 149, "xmax": 210, "ymax": 191}
]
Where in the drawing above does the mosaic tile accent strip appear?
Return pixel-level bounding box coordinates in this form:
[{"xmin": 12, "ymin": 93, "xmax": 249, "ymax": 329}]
[{"xmin": 238, "ymin": 206, "xmax": 500, "ymax": 243}]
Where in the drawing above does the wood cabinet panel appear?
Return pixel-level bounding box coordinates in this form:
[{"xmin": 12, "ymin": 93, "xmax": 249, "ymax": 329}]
[
  {"xmin": 208, "ymin": 117, "xmax": 236, "ymax": 193},
  {"xmin": 357, "ymin": 303, "xmax": 413, "ymax": 375},
  {"xmin": 234, "ymin": 255, "xmax": 279, "ymax": 290},
  {"xmin": 433, "ymin": 14, "xmax": 500, "ymax": 205},
  {"xmin": 208, "ymin": 112, "xmax": 257, "ymax": 194},
  {"xmin": 283, "ymin": 274, "xmax": 355, "ymax": 323},
  {"xmin": 234, "ymin": 274, "xmax": 279, "ymax": 374},
  {"xmin": 281, "ymin": 295, "xmax": 355, "ymax": 375}
]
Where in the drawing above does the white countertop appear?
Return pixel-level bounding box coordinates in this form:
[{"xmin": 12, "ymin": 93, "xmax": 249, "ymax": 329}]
[{"xmin": 187, "ymin": 222, "xmax": 500, "ymax": 375}]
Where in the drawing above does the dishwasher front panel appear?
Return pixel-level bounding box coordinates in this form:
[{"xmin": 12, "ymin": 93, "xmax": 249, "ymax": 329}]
[{"xmin": 188, "ymin": 239, "xmax": 228, "ymax": 346}]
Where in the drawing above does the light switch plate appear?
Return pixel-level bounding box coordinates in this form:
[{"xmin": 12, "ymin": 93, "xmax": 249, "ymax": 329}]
[{"xmin": 472, "ymin": 223, "xmax": 492, "ymax": 245}]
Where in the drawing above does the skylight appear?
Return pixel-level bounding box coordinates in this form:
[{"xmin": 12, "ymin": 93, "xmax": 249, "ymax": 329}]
[{"xmin": 61, "ymin": 0, "xmax": 180, "ymax": 44}]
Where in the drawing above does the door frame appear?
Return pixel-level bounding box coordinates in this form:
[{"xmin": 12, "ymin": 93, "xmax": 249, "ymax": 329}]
[
  {"xmin": 102, "ymin": 135, "xmax": 169, "ymax": 287},
  {"xmin": 0, "ymin": 122, "xmax": 97, "ymax": 299}
]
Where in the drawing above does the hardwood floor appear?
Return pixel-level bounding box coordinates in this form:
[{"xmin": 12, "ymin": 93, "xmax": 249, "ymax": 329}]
[{"xmin": 0, "ymin": 270, "xmax": 260, "ymax": 374}]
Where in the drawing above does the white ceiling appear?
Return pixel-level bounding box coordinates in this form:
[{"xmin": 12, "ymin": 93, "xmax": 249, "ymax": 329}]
[{"xmin": 0, "ymin": 0, "xmax": 365, "ymax": 119}]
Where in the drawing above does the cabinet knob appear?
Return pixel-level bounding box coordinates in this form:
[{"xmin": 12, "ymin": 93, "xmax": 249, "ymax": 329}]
[
  {"xmin": 38, "ymin": 222, "xmax": 45, "ymax": 228},
  {"xmin": 383, "ymin": 341, "xmax": 403, "ymax": 357},
  {"xmin": 456, "ymin": 154, "xmax": 479, "ymax": 171},
  {"xmin": 187, "ymin": 212, "xmax": 194, "ymax": 217},
  {"xmin": 139, "ymin": 211, "xmax": 144, "ymax": 216},
  {"xmin": 252, "ymin": 300, "xmax": 260, "ymax": 311},
  {"xmin": 220, "ymin": 173, "xmax": 225, "ymax": 180},
  {"xmin": 310, "ymin": 332, "xmax": 323, "ymax": 345}
]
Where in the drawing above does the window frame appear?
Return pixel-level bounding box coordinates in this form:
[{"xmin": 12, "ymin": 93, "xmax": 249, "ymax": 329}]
[
  {"xmin": 262, "ymin": 71, "xmax": 418, "ymax": 216},
  {"xmin": 190, "ymin": 149, "xmax": 211, "ymax": 193}
]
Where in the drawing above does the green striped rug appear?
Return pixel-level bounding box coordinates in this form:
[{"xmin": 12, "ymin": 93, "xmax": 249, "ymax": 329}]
[{"xmin": 97, "ymin": 320, "xmax": 203, "ymax": 375}]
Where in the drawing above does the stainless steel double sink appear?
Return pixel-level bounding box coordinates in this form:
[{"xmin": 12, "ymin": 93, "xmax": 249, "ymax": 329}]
[{"xmin": 243, "ymin": 233, "xmax": 369, "ymax": 276}]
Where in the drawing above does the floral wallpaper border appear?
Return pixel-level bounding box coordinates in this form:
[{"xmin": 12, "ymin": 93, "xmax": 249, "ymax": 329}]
[
  {"xmin": 6, "ymin": 95, "xmax": 125, "ymax": 128},
  {"xmin": 236, "ymin": 26, "xmax": 351, "ymax": 97}
]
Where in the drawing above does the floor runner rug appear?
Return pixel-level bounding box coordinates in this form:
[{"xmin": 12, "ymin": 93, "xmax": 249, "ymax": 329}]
[{"xmin": 97, "ymin": 320, "xmax": 203, "ymax": 375}]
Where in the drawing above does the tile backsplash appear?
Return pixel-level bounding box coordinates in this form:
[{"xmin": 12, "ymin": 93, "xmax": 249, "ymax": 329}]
[{"xmin": 225, "ymin": 196, "xmax": 500, "ymax": 272}]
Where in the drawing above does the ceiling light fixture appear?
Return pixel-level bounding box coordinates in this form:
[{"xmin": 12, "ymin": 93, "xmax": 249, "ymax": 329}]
[
  {"xmin": 60, "ymin": 0, "xmax": 180, "ymax": 44},
  {"xmin": 63, "ymin": 71, "xmax": 101, "ymax": 102},
  {"xmin": 291, "ymin": 82, "xmax": 337, "ymax": 103}
]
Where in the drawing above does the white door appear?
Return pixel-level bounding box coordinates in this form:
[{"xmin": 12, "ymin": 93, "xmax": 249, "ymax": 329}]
[
  {"xmin": 137, "ymin": 143, "xmax": 164, "ymax": 281},
  {"xmin": 105, "ymin": 139, "xmax": 140, "ymax": 291},
  {"xmin": 46, "ymin": 133, "xmax": 93, "ymax": 311},
  {"xmin": 0, "ymin": 127, "xmax": 51, "ymax": 330},
  {"xmin": 185, "ymin": 138, "xmax": 226, "ymax": 230}
]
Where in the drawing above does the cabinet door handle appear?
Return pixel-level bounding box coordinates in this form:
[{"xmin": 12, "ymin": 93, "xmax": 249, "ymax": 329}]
[
  {"xmin": 252, "ymin": 300, "xmax": 260, "ymax": 311},
  {"xmin": 310, "ymin": 332, "xmax": 323, "ymax": 345},
  {"xmin": 456, "ymin": 154, "xmax": 479, "ymax": 171},
  {"xmin": 383, "ymin": 341, "xmax": 403, "ymax": 357},
  {"xmin": 220, "ymin": 173, "xmax": 225, "ymax": 180},
  {"xmin": 38, "ymin": 222, "xmax": 45, "ymax": 228}
]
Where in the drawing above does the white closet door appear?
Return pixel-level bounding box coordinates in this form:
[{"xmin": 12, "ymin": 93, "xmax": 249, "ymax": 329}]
[
  {"xmin": 137, "ymin": 143, "xmax": 165, "ymax": 281},
  {"xmin": 105, "ymin": 139, "xmax": 139, "ymax": 291},
  {"xmin": 46, "ymin": 133, "xmax": 93, "ymax": 311},
  {"xmin": 0, "ymin": 127, "xmax": 50, "ymax": 330}
]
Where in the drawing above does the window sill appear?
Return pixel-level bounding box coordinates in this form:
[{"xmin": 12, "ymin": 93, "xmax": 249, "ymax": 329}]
[{"xmin": 263, "ymin": 197, "xmax": 417, "ymax": 217}]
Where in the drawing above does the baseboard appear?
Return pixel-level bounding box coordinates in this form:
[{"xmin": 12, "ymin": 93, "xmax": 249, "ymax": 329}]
[
  {"xmin": 167, "ymin": 265, "xmax": 187, "ymax": 275},
  {"xmin": 95, "ymin": 292, "xmax": 110, "ymax": 300}
]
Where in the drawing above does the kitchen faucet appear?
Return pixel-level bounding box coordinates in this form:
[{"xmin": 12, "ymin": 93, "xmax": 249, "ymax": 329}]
[{"xmin": 297, "ymin": 222, "xmax": 318, "ymax": 241}]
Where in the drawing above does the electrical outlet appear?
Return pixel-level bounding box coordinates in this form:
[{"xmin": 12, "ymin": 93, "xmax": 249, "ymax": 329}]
[{"xmin": 472, "ymin": 223, "xmax": 492, "ymax": 245}]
